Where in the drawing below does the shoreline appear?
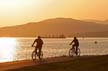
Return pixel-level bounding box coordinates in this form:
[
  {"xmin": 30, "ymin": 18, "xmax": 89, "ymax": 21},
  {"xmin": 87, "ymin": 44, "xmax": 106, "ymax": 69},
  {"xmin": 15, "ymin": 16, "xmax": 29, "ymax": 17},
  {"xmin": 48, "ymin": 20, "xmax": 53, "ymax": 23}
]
[{"xmin": 0, "ymin": 55, "xmax": 108, "ymax": 71}]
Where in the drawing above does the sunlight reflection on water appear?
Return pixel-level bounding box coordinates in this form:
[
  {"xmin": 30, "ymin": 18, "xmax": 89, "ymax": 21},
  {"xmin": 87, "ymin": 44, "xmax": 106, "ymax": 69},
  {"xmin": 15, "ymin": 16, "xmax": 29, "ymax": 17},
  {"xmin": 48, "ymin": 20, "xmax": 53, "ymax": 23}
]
[{"xmin": 0, "ymin": 37, "xmax": 17, "ymax": 62}]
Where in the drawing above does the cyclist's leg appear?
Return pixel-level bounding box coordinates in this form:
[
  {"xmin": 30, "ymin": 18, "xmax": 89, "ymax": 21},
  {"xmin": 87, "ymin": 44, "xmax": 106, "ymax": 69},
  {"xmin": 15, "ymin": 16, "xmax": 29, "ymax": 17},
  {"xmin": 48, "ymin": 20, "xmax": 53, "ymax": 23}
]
[
  {"xmin": 75, "ymin": 46, "xmax": 78, "ymax": 55},
  {"xmin": 38, "ymin": 47, "xmax": 42, "ymax": 59},
  {"xmin": 72, "ymin": 44, "xmax": 75, "ymax": 52},
  {"xmin": 35, "ymin": 47, "xmax": 37, "ymax": 55}
]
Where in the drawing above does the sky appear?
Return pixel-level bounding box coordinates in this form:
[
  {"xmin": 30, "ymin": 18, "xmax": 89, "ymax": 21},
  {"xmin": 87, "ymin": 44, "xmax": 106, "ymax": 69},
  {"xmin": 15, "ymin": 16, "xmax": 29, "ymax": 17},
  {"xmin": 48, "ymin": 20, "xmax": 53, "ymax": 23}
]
[{"xmin": 0, "ymin": 0, "xmax": 108, "ymax": 27}]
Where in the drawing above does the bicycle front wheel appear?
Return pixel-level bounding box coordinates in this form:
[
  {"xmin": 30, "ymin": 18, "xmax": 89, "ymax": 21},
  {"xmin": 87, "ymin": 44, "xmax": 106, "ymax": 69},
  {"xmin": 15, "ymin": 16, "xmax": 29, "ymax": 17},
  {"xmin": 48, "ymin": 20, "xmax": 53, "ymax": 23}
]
[
  {"xmin": 69, "ymin": 48, "xmax": 76, "ymax": 57},
  {"xmin": 32, "ymin": 51, "xmax": 36, "ymax": 61},
  {"xmin": 69, "ymin": 48, "xmax": 80, "ymax": 57}
]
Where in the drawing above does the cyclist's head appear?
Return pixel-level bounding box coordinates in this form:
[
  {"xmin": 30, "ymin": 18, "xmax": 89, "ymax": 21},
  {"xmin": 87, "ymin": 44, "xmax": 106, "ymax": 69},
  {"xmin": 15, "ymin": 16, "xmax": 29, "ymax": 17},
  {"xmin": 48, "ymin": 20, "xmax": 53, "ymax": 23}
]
[
  {"xmin": 38, "ymin": 36, "xmax": 41, "ymax": 39},
  {"xmin": 74, "ymin": 37, "xmax": 76, "ymax": 39}
]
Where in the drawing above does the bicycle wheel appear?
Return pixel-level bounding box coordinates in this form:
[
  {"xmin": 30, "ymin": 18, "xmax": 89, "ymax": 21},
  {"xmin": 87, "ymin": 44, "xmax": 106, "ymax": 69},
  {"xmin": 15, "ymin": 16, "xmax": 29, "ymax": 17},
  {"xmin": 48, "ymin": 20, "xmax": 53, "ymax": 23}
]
[
  {"xmin": 32, "ymin": 51, "xmax": 36, "ymax": 61},
  {"xmin": 32, "ymin": 51, "xmax": 43, "ymax": 61},
  {"xmin": 69, "ymin": 48, "xmax": 81, "ymax": 57},
  {"xmin": 37, "ymin": 51, "xmax": 43, "ymax": 59},
  {"xmin": 77, "ymin": 48, "xmax": 80, "ymax": 56},
  {"xmin": 69, "ymin": 48, "xmax": 76, "ymax": 57}
]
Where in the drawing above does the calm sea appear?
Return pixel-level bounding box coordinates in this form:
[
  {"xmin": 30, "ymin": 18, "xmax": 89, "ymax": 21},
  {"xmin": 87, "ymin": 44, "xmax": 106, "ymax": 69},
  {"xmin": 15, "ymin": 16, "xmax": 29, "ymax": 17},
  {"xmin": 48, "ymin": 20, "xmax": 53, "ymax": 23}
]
[{"xmin": 0, "ymin": 37, "xmax": 108, "ymax": 62}]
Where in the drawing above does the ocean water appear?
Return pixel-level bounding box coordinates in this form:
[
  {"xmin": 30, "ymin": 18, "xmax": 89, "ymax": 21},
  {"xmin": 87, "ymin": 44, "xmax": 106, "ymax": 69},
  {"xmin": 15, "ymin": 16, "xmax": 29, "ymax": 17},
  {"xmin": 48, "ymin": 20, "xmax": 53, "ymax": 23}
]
[{"xmin": 0, "ymin": 37, "xmax": 108, "ymax": 62}]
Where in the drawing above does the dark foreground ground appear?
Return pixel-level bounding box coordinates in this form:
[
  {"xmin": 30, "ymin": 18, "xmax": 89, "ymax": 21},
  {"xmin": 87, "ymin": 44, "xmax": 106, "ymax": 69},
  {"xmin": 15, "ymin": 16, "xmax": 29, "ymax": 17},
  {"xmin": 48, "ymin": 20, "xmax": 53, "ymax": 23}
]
[{"xmin": 7, "ymin": 55, "xmax": 108, "ymax": 71}]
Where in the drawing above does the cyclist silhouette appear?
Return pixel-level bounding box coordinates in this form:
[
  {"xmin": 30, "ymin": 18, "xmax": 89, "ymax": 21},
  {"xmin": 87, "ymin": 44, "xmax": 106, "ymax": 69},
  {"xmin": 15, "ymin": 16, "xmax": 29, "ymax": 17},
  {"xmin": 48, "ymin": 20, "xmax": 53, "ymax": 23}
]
[
  {"xmin": 69, "ymin": 37, "xmax": 79, "ymax": 55},
  {"xmin": 32, "ymin": 36, "xmax": 43, "ymax": 59}
]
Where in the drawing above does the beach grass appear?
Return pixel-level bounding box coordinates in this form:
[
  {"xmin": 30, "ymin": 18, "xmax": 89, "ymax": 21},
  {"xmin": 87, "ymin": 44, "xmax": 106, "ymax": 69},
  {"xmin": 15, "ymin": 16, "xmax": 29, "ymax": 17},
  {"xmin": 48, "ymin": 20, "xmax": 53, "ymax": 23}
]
[{"xmin": 7, "ymin": 55, "xmax": 108, "ymax": 71}]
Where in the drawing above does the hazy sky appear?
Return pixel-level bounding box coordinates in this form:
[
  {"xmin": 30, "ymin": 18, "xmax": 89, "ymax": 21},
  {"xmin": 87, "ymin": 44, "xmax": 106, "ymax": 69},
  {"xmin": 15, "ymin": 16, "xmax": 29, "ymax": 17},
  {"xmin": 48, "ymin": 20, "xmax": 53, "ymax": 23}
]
[{"xmin": 0, "ymin": 0, "xmax": 108, "ymax": 27}]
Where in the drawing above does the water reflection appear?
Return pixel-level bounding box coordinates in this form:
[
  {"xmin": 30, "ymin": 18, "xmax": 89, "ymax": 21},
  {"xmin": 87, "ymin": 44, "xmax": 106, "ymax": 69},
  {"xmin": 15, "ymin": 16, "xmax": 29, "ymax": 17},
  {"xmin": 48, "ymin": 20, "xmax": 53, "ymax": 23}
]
[{"xmin": 0, "ymin": 38, "xmax": 17, "ymax": 62}]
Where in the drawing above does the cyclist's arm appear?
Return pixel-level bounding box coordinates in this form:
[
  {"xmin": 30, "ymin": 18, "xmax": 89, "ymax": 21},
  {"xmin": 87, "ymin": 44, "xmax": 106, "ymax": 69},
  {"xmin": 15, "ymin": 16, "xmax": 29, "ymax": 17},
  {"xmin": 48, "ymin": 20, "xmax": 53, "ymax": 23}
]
[
  {"xmin": 69, "ymin": 42, "xmax": 72, "ymax": 45},
  {"xmin": 32, "ymin": 39, "xmax": 36, "ymax": 47},
  {"xmin": 69, "ymin": 40, "xmax": 74, "ymax": 45}
]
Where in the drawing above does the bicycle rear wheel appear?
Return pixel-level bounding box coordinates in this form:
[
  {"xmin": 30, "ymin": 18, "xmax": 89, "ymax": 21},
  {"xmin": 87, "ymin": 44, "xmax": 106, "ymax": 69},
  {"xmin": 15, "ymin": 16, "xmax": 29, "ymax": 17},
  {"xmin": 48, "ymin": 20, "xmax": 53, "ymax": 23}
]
[
  {"xmin": 77, "ymin": 48, "xmax": 80, "ymax": 56},
  {"xmin": 37, "ymin": 51, "xmax": 43, "ymax": 59}
]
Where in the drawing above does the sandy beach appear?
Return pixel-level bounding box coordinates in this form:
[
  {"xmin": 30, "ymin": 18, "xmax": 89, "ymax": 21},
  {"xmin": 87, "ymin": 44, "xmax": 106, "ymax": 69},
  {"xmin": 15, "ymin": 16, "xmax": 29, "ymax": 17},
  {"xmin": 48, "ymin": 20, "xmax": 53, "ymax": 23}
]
[
  {"xmin": 0, "ymin": 56, "xmax": 75, "ymax": 71},
  {"xmin": 0, "ymin": 55, "xmax": 108, "ymax": 71}
]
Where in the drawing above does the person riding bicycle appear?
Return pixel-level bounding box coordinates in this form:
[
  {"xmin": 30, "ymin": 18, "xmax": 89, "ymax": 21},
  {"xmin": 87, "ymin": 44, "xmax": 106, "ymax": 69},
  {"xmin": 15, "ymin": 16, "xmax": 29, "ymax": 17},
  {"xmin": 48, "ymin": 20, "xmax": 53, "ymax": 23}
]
[
  {"xmin": 69, "ymin": 37, "xmax": 79, "ymax": 55},
  {"xmin": 32, "ymin": 36, "xmax": 43, "ymax": 59}
]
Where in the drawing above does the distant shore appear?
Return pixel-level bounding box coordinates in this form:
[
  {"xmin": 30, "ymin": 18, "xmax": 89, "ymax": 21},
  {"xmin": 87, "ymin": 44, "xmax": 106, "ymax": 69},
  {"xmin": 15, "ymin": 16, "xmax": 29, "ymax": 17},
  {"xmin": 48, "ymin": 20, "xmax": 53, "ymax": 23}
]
[{"xmin": 0, "ymin": 55, "xmax": 108, "ymax": 71}]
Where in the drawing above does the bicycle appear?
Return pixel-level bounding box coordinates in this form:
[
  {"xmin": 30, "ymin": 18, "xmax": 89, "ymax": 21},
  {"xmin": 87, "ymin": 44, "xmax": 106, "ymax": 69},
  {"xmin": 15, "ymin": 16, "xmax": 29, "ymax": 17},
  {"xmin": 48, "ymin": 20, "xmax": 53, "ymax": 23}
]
[
  {"xmin": 31, "ymin": 47, "xmax": 43, "ymax": 61},
  {"xmin": 69, "ymin": 47, "xmax": 80, "ymax": 57}
]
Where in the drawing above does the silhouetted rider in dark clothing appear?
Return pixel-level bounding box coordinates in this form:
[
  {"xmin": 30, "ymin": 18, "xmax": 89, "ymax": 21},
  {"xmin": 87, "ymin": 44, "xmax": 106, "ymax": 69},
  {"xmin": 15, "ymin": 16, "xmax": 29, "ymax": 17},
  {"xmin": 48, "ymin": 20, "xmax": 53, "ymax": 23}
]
[
  {"xmin": 32, "ymin": 36, "xmax": 43, "ymax": 59},
  {"xmin": 70, "ymin": 37, "xmax": 79, "ymax": 55}
]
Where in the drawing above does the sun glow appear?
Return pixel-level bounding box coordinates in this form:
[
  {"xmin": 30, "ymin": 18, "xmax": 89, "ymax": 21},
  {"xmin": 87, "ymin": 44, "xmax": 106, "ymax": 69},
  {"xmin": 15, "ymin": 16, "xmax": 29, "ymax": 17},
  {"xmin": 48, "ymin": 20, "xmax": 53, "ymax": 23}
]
[
  {"xmin": 0, "ymin": 0, "xmax": 34, "ymax": 7},
  {"xmin": 0, "ymin": 0, "xmax": 43, "ymax": 27},
  {"xmin": 0, "ymin": 0, "xmax": 36, "ymax": 13},
  {"xmin": 0, "ymin": 38, "xmax": 17, "ymax": 62}
]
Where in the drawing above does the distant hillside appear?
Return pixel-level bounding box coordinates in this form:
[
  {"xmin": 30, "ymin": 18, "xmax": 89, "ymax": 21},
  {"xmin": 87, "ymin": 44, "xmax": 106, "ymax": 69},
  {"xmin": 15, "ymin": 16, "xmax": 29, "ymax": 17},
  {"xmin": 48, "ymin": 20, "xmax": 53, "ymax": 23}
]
[
  {"xmin": 84, "ymin": 19, "xmax": 108, "ymax": 24},
  {"xmin": 0, "ymin": 18, "xmax": 108, "ymax": 37}
]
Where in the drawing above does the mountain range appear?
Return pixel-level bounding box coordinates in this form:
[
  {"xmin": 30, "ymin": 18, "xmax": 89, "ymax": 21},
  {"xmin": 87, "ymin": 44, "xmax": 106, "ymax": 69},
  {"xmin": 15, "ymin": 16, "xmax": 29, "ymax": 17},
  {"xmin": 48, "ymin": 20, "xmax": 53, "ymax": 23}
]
[{"xmin": 0, "ymin": 18, "xmax": 108, "ymax": 37}]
